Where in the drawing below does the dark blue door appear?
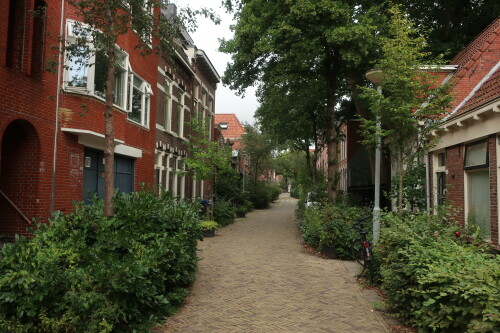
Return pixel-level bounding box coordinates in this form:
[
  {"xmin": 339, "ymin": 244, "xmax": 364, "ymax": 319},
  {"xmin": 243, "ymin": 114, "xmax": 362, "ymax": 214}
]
[{"xmin": 83, "ymin": 148, "xmax": 134, "ymax": 203}]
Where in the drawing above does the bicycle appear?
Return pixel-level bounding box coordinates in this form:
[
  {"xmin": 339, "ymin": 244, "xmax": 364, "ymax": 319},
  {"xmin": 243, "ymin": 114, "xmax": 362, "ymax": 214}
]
[{"xmin": 351, "ymin": 215, "xmax": 374, "ymax": 280}]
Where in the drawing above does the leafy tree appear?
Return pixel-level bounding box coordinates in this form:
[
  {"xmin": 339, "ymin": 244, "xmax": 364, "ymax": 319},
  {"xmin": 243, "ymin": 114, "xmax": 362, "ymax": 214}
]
[
  {"xmin": 360, "ymin": 6, "xmax": 453, "ymax": 214},
  {"xmin": 241, "ymin": 123, "xmax": 274, "ymax": 182},
  {"xmin": 221, "ymin": 0, "xmax": 384, "ymax": 202},
  {"xmin": 62, "ymin": 0, "xmax": 217, "ymax": 215},
  {"xmin": 397, "ymin": 0, "xmax": 500, "ymax": 59},
  {"xmin": 184, "ymin": 116, "xmax": 233, "ymax": 188}
]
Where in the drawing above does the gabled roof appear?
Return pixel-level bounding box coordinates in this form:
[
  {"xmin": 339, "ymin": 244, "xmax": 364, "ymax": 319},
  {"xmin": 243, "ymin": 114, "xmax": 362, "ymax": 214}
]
[
  {"xmin": 214, "ymin": 113, "xmax": 245, "ymax": 140},
  {"xmin": 445, "ymin": 18, "xmax": 500, "ymax": 119}
]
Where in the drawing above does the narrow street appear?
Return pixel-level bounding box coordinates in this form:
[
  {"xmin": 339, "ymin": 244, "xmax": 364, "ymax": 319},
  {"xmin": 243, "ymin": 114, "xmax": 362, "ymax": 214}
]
[{"xmin": 158, "ymin": 193, "xmax": 389, "ymax": 333}]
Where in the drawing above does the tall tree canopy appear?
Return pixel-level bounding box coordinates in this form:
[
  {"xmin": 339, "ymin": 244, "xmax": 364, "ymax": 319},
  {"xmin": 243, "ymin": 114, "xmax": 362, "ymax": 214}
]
[{"xmin": 221, "ymin": 0, "xmax": 384, "ymax": 201}]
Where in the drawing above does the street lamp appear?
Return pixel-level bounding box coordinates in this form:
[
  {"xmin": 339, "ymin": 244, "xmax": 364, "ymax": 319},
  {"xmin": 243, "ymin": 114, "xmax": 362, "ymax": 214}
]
[{"xmin": 365, "ymin": 70, "xmax": 382, "ymax": 244}]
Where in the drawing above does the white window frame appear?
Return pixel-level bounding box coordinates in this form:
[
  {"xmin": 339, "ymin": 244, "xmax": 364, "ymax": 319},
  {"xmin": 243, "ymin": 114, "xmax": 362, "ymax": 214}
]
[
  {"xmin": 177, "ymin": 91, "xmax": 185, "ymax": 138},
  {"xmin": 64, "ymin": 20, "xmax": 130, "ymax": 110},
  {"xmin": 433, "ymin": 150, "xmax": 446, "ymax": 209},
  {"xmin": 164, "ymin": 78, "xmax": 172, "ymax": 132},
  {"xmin": 127, "ymin": 73, "xmax": 152, "ymax": 127}
]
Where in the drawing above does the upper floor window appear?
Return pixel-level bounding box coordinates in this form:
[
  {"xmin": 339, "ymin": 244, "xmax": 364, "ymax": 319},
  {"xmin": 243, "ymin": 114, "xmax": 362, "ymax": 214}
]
[
  {"xmin": 6, "ymin": 0, "xmax": 26, "ymax": 70},
  {"xmin": 128, "ymin": 74, "xmax": 151, "ymax": 127},
  {"xmin": 164, "ymin": 79, "xmax": 172, "ymax": 131},
  {"xmin": 31, "ymin": 0, "xmax": 47, "ymax": 77},
  {"xmin": 64, "ymin": 20, "xmax": 151, "ymax": 127},
  {"xmin": 177, "ymin": 91, "xmax": 185, "ymax": 138}
]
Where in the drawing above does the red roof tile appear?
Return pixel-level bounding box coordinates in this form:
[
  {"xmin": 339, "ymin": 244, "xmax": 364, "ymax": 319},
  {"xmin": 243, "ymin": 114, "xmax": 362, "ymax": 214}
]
[
  {"xmin": 214, "ymin": 113, "xmax": 245, "ymax": 141},
  {"xmin": 454, "ymin": 66, "xmax": 500, "ymax": 115}
]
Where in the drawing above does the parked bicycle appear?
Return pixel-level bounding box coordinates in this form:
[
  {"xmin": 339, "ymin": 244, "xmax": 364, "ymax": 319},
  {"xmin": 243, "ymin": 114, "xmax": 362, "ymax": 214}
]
[{"xmin": 351, "ymin": 215, "xmax": 373, "ymax": 280}]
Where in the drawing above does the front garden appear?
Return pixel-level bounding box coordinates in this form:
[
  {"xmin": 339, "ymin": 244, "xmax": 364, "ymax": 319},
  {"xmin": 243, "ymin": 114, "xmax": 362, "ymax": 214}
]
[{"xmin": 298, "ymin": 201, "xmax": 500, "ymax": 332}]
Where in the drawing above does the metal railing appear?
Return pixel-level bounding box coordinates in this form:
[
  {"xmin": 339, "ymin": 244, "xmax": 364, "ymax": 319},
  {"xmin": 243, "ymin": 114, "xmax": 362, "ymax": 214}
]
[{"xmin": 0, "ymin": 190, "xmax": 32, "ymax": 225}]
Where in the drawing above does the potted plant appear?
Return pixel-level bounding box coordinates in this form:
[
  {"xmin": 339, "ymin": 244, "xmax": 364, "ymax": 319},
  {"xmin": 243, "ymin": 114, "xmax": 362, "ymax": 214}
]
[
  {"xmin": 199, "ymin": 220, "xmax": 219, "ymax": 238},
  {"xmin": 235, "ymin": 205, "xmax": 248, "ymax": 218},
  {"xmin": 319, "ymin": 230, "xmax": 338, "ymax": 259}
]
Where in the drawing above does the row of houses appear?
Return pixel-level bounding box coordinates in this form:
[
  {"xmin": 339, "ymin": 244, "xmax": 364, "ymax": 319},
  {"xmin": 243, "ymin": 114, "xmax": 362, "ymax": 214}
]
[
  {"xmin": 319, "ymin": 18, "xmax": 500, "ymax": 246},
  {"xmin": 0, "ymin": 0, "xmax": 222, "ymax": 239}
]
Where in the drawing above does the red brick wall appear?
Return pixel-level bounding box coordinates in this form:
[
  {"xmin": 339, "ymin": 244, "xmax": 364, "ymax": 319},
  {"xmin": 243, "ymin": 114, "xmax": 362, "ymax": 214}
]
[
  {"xmin": 0, "ymin": 0, "xmax": 157, "ymax": 237},
  {"xmin": 444, "ymin": 144, "xmax": 465, "ymax": 225}
]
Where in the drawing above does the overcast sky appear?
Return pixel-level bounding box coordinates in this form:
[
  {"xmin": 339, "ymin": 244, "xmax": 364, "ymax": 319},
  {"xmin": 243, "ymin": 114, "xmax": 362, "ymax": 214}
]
[{"xmin": 174, "ymin": 0, "xmax": 258, "ymax": 124}]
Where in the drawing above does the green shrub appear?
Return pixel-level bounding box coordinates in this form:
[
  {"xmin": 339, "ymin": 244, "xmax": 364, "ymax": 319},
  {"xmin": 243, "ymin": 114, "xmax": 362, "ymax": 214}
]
[
  {"xmin": 199, "ymin": 220, "xmax": 219, "ymax": 232},
  {"xmin": 213, "ymin": 199, "xmax": 235, "ymax": 226},
  {"xmin": 0, "ymin": 191, "xmax": 201, "ymax": 332},
  {"xmin": 247, "ymin": 181, "xmax": 271, "ymax": 209},
  {"xmin": 299, "ymin": 203, "xmax": 368, "ymax": 259},
  {"xmin": 268, "ymin": 183, "xmax": 282, "ymax": 202},
  {"xmin": 378, "ymin": 212, "xmax": 500, "ymax": 332}
]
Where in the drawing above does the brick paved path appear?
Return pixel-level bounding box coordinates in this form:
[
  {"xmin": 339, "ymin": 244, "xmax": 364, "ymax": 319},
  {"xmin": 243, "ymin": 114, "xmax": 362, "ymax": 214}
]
[{"xmin": 158, "ymin": 194, "xmax": 388, "ymax": 333}]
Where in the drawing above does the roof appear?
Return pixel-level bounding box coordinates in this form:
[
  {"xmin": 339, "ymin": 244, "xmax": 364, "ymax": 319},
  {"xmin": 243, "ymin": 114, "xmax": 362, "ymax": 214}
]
[
  {"xmin": 445, "ymin": 18, "xmax": 500, "ymax": 118},
  {"xmin": 214, "ymin": 113, "xmax": 245, "ymax": 141}
]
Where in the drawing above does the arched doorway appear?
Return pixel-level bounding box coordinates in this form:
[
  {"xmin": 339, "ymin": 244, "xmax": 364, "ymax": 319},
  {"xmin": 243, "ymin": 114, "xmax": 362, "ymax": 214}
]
[{"xmin": 0, "ymin": 119, "xmax": 40, "ymax": 239}]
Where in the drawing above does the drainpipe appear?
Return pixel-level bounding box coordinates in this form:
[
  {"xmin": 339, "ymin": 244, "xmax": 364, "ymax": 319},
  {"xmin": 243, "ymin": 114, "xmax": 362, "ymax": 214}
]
[
  {"xmin": 425, "ymin": 152, "xmax": 430, "ymax": 212},
  {"xmin": 51, "ymin": 0, "xmax": 65, "ymax": 213}
]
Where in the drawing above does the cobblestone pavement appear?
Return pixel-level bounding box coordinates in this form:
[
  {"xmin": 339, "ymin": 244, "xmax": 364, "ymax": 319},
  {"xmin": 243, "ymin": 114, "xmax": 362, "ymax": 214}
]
[{"xmin": 158, "ymin": 194, "xmax": 389, "ymax": 333}]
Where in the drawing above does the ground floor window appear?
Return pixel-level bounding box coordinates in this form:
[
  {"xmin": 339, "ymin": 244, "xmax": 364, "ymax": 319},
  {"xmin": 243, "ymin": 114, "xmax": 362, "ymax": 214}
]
[
  {"xmin": 436, "ymin": 171, "xmax": 446, "ymax": 206},
  {"xmin": 466, "ymin": 169, "xmax": 491, "ymax": 240}
]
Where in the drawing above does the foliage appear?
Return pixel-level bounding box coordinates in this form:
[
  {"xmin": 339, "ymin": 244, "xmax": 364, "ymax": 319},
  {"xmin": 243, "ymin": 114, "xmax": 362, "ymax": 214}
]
[
  {"xmin": 185, "ymin": 117, "xmax": 233, "ymax": 182},
  {"xmin": 388, "ymin": 162, "xmax": 427, "ymax": 211},
  {"xmin": 199, "ymin": 220, "xmax": 219, "ymax": 232},
  {"xmin": 378, "ymin": 212, "xmax": 500, "ymax": 332},
  {"xmin": 360, "ymin": 5, "xmax": 453, "ymax": 214},
  {"xmin": 395, "ymin": 0, "xmax": 500, "ymax": 59},
  {"xmin": 0, "ymin": 191, "xmax": 201, "ymax": 332},
  {"xmin": 241, "ymin": 123, "xmax": 275, "ymax": 181},
  {"xmin": 221, "ymin": 0, "xmax": 385, "ymax": 201},
  {"xmin": 213, "ymin": 199, "xmax": 235, "ymax": 226},
  {"xmin": 299, "ymin": 203, "xmax": 368, "ymax": 259},
  {"xmin": 245, "ymin": 181, "xmax": 281, "ymax": 209}
]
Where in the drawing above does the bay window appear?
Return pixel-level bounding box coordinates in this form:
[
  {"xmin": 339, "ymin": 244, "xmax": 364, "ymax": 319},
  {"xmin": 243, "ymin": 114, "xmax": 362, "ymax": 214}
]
[{"xmin": 64, "ymin": 19, "xmax": 151, "ymax": 127}]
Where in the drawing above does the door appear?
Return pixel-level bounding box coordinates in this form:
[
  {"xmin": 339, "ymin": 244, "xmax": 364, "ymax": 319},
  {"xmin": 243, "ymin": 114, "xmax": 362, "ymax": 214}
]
[
  {"xmin": 467, "ymin": 169, "xmax": 490, "ymax": 240},
  {"xmin": 83, "ymin": 148, "xmax": 134, "ymax": 203}
]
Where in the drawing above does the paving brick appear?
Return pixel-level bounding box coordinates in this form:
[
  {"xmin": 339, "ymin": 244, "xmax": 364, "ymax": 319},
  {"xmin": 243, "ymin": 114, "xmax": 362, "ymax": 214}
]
[{"xmin": 156, "ymin": 194, "xmax": 389, "ymax": 333}]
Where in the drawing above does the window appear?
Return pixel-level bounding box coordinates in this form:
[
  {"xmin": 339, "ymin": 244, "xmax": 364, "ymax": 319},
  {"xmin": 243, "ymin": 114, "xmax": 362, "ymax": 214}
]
[
  {"xmin": 164, "ymin": 79, "xmax": 172, "ymax": 131},
  {"xmin": 464, "ymin": 140, "xmax": 491, "ymax": 240},
  {"xmin": 436, "ymin": 172, "xmax": 446, "ymax": 205},
  {"xmin": 64, "ymin": 20, "xmax": 151, "ymax": 126},
  {"xmin": 128, "ymin": 74, "xmax": 151, "ymax": 127},
  {"xmin": 94, "ymin": 50, "xmax": 128, "ymax": 107},
  {"xmin": 177, "ymin": 91, "xmax": 185, "ymax": 137},
  {"xmin": 6, "ymin": 0, "xmax": 26, "ymax": 69},
  {"xmin": 31, "ymin": 0, "xmax": 47, "ymax": 77},
  {"xmin": 464, "ymin": 141, "xmax": 488, "ymax": 169}
]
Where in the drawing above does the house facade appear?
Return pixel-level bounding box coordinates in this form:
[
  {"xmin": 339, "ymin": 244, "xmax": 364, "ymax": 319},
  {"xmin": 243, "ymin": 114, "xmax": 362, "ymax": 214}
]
[
  {"xmin": 0, "ymin": 0, "xmax": 219, "ymax": 240},
  {"xmin": 429, "ymin": 18, "xmax": 500, "ymax": 246},
  {"xmin": 214, "ymin": 113, "xmax": 246, "ymax": 173}
]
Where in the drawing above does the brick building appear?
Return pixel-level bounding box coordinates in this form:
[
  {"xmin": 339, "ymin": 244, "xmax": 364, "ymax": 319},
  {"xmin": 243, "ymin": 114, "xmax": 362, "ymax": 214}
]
[
  {"xmin": 429, "ymin": 18, "xmax": 500, "ymax": 246},
  {"xmin": 0, "ymin": 1, "xmax": 219, "ymax": 239},
  {"xmin": 214, "ymin": 113, "xmax": 246, "ymax": 174},
  {"xmin": 154, "ymin": 20, "xmax": 220, "ymax": 200}
]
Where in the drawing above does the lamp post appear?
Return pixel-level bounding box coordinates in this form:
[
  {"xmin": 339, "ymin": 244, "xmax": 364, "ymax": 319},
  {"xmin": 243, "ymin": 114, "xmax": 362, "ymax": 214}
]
[{"xmin": 365, "ymin": 70, "xmax": 382, "ymax": 244}]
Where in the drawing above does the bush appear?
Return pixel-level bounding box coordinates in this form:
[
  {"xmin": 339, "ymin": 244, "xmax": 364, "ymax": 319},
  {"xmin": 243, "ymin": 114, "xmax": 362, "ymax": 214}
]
[
  {"xmin": 0, "ymin": 191, "xmax": 201, "ymax": 332},
  {"xmin": 299, "ymin": 203, "xmax": 368, "ymax": 259},
  {"xmin": 199, "ymin": 220, "xmax": 219, "ymax": 232},
  {"xmin": 213, "ymin": 199, "xmax": 235, "ymax": 226},
  {"xmin": 378, "ymin": 212, "xmax": 500, "ymax": 332},
  {"xmin": 247, "ymin": 181, "xmax": 271, "ymax": 209}
]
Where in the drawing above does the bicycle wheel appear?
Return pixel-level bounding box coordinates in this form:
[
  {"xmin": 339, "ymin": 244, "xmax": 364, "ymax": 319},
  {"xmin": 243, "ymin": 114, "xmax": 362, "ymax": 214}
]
[{"xmin": 351, "ymin": 240, "xmax": 365, "ymax": 267}]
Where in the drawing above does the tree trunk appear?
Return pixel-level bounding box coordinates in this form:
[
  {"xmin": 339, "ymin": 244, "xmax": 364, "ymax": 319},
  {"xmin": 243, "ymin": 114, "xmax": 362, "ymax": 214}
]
[
  {"xmin": 398, "ymin": 151, "xmax": 404, "ymax": 215},
  {"xmin": 103, "ymin": 8, "xmax": 116, "ymax": 217},
  {"xmin": 324, "ymin": 52, "xmax": 339, "ymax": 203}
]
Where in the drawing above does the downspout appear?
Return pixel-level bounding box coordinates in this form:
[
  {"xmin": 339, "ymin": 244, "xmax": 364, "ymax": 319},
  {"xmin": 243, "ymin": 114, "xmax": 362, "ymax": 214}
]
[
  {"xmin": 51, "ymin": 0, "xmax": 65, "ymax": 212},
  {"xmin": 425, "ymin": 152, "xmax": 430, "ymax": 212}
]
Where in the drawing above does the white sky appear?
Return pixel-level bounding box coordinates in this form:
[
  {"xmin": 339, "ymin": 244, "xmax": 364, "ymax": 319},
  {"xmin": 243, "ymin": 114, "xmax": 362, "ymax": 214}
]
[{"xmin": 174, "ymin": 0, "xmax": 259, "ymax": 124}]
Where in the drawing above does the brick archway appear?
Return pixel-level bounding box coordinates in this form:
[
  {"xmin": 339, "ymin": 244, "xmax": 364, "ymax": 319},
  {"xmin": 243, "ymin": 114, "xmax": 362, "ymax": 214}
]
[{"xmin": 0, "ymin": 119, "xmax": 40, "ymax": 238}]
